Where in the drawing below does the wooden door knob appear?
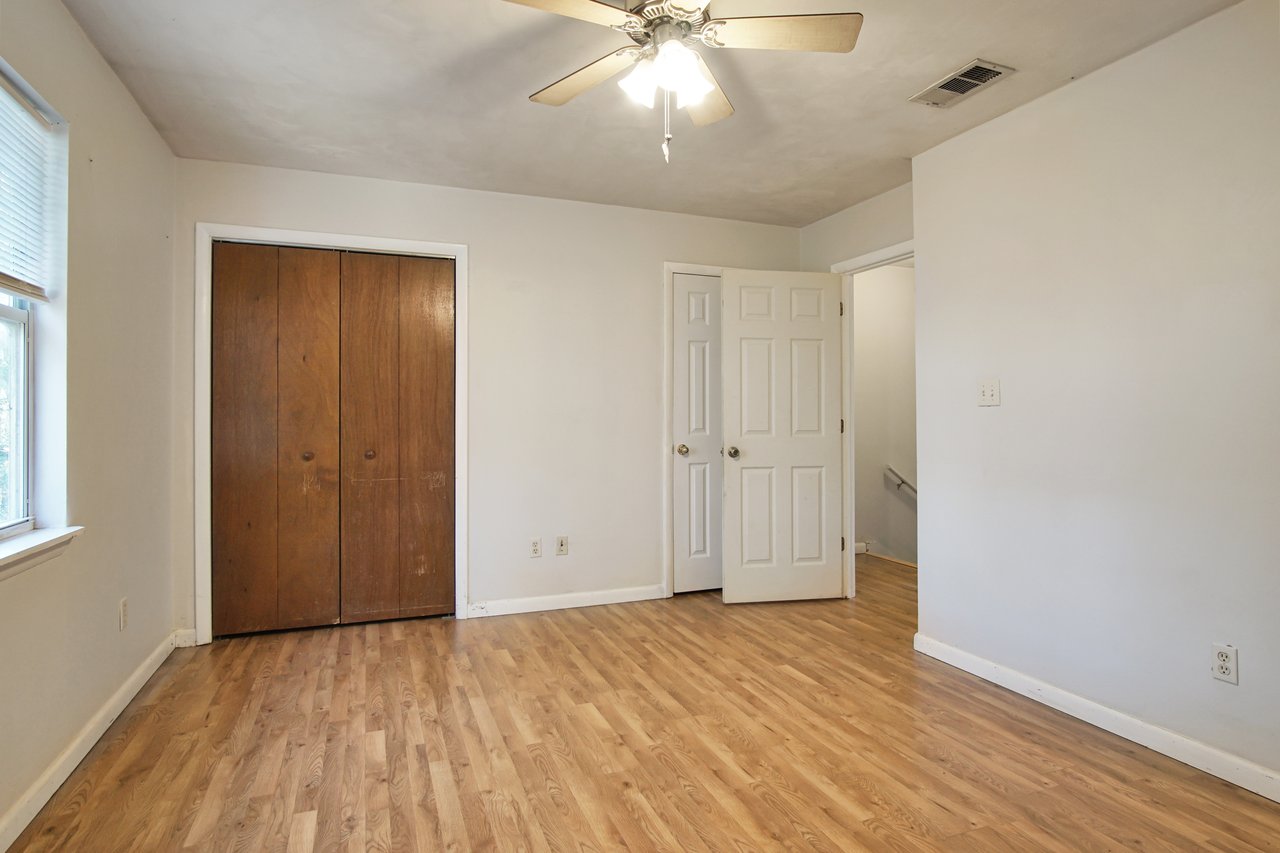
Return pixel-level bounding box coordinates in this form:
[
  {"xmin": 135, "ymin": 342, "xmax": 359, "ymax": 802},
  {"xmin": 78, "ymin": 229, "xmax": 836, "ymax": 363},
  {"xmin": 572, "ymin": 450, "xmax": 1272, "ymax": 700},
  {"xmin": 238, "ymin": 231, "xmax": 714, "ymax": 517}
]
[
  {"xmin": 365, "ymin": 449, "xmax": 376, "ymax": 460},
  {"xmin": 302, "ymin": 451, "xmax": 315, "ymax": 462}
]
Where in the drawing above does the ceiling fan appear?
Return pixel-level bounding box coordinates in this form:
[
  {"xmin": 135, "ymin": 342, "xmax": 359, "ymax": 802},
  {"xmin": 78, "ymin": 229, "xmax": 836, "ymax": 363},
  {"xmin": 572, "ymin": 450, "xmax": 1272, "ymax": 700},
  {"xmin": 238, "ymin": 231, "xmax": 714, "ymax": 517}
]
[{"xmin": 503, "ymin": 0, "xmax": 864, "ymax": 160}]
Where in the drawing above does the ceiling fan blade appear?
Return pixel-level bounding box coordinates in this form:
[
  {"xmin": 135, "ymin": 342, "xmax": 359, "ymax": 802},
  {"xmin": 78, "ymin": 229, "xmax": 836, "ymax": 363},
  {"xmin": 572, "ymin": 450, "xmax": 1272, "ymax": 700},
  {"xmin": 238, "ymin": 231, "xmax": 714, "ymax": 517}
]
[
  {"xmin": 701, "ymin": 13, "xmax": 864, "ymax": 53},
  {"xmin": 530, "ymin": 48, "xmax": 641, "ymax": 106},
  {"xmin": 502, "ymin": 0, "xmax": 644, "ymax": 29},
  {"xmin": 686, "ymin": 54, "xmax": 734, "ymax": 127}
]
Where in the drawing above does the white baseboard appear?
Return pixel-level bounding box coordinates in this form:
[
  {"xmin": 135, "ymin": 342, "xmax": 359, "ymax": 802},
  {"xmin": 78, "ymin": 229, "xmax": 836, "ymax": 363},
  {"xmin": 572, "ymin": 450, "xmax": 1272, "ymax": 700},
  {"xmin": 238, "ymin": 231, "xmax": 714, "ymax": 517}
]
[
  {"xmin": 172, "ymin": 628, "xmax": 198, "ymax": 648},
  {"xmin": 0, "ymin": 629, "xmax": 183, "ymax": 851},
  {"xmin": 468, "ymin": 584, "xmax": 667, "ymax": 618},
  {"xmin": 913, "ymin": 634, "xmax": 1280, "ymax": 804}
]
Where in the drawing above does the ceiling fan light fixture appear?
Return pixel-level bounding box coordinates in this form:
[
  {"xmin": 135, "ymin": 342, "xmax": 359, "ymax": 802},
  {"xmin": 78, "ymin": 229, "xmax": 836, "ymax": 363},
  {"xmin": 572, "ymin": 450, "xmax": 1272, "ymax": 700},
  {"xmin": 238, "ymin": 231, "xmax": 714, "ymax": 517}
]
[
  {"xmin": 677, "ymin": 60, "xmax": 715, "ymax": 108},
  {"xmin": 518, "ymin": 0, "xmax": 868, "ymax": 132},
  {"xmin": 653, "ymin": 39, "xmax": 705, "ymax": 97},
  {"xmin": 619, "ymin": 58, "xmax": 658, "ymax": 108}
]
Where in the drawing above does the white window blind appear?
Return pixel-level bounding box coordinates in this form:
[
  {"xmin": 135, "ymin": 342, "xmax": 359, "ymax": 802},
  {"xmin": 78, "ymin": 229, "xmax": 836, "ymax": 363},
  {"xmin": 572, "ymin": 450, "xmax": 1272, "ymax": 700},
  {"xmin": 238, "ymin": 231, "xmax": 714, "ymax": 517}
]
[{"xmin": 0, "ymin": 77, "xmax": 55, "ymax": 302}]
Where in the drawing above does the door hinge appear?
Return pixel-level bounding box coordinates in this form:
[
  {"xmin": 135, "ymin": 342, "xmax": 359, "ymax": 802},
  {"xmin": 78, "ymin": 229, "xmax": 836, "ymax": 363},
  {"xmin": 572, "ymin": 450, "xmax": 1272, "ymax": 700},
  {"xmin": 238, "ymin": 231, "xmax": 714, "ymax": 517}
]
[
  {"xmin": 840, "ymin": 418, "xmax": 845, "ymax": 434},
  {"xmin": 840, "ymin": 301, "xmax": 844, "ymax": 316},
  {"xmin": 841, "ymin": 537, "xmax": 846, "ymax": 551}
]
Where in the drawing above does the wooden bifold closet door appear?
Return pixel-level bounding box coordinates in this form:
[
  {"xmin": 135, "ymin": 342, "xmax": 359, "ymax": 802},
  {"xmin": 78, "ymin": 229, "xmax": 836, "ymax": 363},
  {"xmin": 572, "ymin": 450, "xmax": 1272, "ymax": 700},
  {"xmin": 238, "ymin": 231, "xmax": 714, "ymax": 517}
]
[{"xmin": 212, "ymin": 242, "xmax": 455, "ymax": 636}]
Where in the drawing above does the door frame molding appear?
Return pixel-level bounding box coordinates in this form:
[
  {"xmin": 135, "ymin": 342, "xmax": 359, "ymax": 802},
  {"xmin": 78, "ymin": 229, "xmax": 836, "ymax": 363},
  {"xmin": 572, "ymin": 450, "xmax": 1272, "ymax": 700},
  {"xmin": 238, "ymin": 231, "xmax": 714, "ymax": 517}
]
[
  {"xmin": 193, "ymin": 223, "xmax": 470, "ymax": 644},
  {"xmin": 832, "ymin": 240, "xmax": 915, "ymax": 275},
  {"xmin": 662, "ymin": 261, "xmax": 853, "ymax": 600},
  {"xmin": 831, "ymin": 239, "xmax": 915, "ymax": 599}
]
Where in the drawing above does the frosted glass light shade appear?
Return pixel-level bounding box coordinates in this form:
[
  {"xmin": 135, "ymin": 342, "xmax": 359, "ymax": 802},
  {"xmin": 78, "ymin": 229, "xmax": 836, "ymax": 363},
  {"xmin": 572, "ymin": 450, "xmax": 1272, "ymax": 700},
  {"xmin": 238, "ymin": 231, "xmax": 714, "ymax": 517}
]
[
  {"xmin": 677, "ymin": 67, "xmax": 714, "ymax": 108},
  {"xmin": 654, "ymin": 41, "xmax": 704, "ymax": 95},
  {"xmin": 660, "ymin": 41, "xmax": 711, "ymax": 106},
  {"xmin": 619, "ymin": 59, "xmax": 658, "ymax": 108},
  {"xmin": 621, "ymin": 43, "xmax": 714, "ymax": 111}
]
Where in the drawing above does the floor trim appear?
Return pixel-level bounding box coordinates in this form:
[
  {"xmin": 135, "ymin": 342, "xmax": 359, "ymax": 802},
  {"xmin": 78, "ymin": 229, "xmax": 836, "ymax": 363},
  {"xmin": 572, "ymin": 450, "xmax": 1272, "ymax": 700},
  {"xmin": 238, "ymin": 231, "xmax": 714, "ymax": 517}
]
[
  {"xmin": 0, "ymin": 629, "xmax": 182, "ymax": 851},
  {"xmin": 914, "ymin": 633, "xmax": 1280, "ymax": 803},
  {"xmin": 469, "ymin": 584, "xmax": 666, "ymax": 618},
  {"xmin": 863, "ymin": 552, "xmax": 916, "ymax": 569}
]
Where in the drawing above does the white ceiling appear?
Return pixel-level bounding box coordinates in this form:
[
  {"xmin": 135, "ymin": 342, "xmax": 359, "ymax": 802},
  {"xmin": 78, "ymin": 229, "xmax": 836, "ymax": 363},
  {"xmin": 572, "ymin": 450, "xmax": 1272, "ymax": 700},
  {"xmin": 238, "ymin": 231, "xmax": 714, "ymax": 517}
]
[{"xmin": 63, "ymin": 0, "xmax": 1238, "ymax": 226}]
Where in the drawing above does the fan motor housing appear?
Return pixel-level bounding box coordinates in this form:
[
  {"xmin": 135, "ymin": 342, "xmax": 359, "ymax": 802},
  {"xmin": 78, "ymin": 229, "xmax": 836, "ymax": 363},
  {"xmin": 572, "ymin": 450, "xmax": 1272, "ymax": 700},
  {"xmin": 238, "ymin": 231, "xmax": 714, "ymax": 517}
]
[{"xmin": 620, "ymin": 1, "xmax": 710, "ymax": 45}]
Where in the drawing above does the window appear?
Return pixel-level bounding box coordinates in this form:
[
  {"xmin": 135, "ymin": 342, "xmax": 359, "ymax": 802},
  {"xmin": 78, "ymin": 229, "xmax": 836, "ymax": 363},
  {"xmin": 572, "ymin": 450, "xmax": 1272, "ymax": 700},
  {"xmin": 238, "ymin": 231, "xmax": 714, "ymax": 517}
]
[
  {"xmin": 0, "ymin": 63, "xmax": 62, "ymax": 539},
  {"xmin": 0, "ymin": 294, "xmax": 28, "ymax": 531},
  {"xmin": 0, "ymin": 73, "xmax": 57, "ymax": 301}
]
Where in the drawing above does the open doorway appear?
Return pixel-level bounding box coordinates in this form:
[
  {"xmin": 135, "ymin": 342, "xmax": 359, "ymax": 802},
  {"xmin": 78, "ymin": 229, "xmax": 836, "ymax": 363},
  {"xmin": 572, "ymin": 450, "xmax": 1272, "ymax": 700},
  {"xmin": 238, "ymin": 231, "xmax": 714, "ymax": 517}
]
[
  {"xmin": 831, "ymin": 241, "xmax": 916, "ymax": 603},
  {"xmin": 850, "ymin": 261, "xmax": 917, "ymax": 566}
]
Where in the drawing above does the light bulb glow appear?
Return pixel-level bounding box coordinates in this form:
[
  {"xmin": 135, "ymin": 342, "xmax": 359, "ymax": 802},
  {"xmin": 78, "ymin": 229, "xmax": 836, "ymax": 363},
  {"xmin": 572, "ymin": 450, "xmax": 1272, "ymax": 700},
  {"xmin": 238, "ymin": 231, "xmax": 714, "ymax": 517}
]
[
  {"xmin": 654, "ymin": 41, "xmax": 694, "ymax": 89},
  {"xmin": 621, "ymin": 42, "xmax": 713, "ymax": 112},
  {"xmin": 654, "ymin": 41, "xmax": 702, "ymax": 91},
  {"xmin": 653, "ymin": 41, "xmax": 714, "ymax": 109},
  {"xmin": 618, "ymin": 58, "xmax": 658, "ymax": 108},
  {"xmin": 677, "ymin": 67, "xmax": 714, "ymax": 108}
]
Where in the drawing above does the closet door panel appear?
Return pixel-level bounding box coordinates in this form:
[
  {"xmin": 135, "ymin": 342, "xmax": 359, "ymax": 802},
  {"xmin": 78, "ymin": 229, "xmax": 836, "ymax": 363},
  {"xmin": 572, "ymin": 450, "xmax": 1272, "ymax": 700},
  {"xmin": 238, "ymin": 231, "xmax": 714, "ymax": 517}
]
[
  {"xmin": 212, "ymin": 242, "xmax": 279, "ymax": 635},
  {"xmin": 340, "ymin": 252, "xmax": 401, "ymax": 622},
  {"xmin": 277, "ymin": 248, "xmax": 342, "ymax": 628},
  {"xmin": 398, "ymin": 257, "xmax": 456, "ymax": 616}
]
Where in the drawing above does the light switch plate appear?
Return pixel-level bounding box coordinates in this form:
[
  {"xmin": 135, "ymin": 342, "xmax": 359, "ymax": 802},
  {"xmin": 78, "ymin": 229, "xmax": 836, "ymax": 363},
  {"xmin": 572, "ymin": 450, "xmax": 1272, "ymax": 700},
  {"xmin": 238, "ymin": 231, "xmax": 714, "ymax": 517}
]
[{"xmin": 979, "ymin": 379, "xmax": 1002, "ymax": 407}]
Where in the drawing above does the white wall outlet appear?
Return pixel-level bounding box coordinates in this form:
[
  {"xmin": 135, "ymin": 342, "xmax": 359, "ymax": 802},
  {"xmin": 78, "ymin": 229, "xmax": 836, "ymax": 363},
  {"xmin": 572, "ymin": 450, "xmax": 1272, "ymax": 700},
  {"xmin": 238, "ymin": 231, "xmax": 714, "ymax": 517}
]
[
  {"xmin": 530, "ymin": 538, "xmax": 542, "ymax": 558},
  {"xmin": 555, "ymin": 536, "xmax": 569, "ymax": 556},
  {"xmin": 118, "ymin": 597, "xmax": 128, "ymax": 631},
  {"xmin": 978, "ymin": 379, "xmax": 1002, "ymax": 407},
  {"xmin": 1212, "ymin": 643, "xmax": 1238, "ymax": 685}
]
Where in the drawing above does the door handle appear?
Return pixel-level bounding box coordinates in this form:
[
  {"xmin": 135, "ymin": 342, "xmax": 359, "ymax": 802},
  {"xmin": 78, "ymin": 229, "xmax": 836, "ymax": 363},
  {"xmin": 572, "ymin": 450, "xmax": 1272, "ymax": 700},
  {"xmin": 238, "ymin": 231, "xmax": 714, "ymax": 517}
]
[
  {"xmin": 676, "ymin": 444, "xmax": 690, "ymax": 457},
  {"xmin": 726, "ymin": 446, "xmax": 740, "ymax": 460}
]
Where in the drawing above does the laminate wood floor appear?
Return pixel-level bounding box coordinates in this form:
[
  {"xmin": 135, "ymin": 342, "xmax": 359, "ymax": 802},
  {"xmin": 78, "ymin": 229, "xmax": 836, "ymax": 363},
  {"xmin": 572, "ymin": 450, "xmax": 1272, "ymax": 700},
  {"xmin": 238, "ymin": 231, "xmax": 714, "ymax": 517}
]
[{"xmin": 13, "ymin": 557, "xmax": 1280, "ymax": 851}]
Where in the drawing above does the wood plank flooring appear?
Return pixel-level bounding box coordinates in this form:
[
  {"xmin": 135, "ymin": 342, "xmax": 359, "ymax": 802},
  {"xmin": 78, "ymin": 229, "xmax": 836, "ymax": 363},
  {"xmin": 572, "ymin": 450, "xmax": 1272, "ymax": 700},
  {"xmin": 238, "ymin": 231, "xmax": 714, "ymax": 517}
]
[{"xmin": 13, "ymin": 556, "xmax": 1280, "ymax": 851}]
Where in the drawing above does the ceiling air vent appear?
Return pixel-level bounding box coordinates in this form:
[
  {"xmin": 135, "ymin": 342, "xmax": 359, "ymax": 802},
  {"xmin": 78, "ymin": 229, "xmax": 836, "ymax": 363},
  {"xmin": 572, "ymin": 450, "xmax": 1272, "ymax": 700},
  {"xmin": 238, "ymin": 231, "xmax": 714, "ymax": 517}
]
[{"xmin": 910, "ymin": 60, "xmax": 1016, "ymax": 108}]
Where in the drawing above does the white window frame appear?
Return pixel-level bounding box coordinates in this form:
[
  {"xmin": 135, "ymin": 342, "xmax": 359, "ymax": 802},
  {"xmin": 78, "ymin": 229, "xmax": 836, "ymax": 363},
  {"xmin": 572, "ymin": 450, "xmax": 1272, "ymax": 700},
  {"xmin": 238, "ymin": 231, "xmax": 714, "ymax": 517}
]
[
  {"xmin": 0, "ymin": 63, "xmax": 52, "ymax": 539},
  {"xmin": 0, "ymin": 299, "xmax": 33, "ymax": 539},
  {"xmin": 0, "ymin": 56, "xmax": 81, "ymax": 585}
]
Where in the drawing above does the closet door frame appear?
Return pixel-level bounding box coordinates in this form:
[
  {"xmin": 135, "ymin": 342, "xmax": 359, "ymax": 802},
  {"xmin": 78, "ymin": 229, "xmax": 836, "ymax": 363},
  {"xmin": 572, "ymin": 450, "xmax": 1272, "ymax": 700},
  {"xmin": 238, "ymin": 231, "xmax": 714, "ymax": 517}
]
[{"xmin": 194, "ymin": 223, "xmax": 469, "ymax": 645}]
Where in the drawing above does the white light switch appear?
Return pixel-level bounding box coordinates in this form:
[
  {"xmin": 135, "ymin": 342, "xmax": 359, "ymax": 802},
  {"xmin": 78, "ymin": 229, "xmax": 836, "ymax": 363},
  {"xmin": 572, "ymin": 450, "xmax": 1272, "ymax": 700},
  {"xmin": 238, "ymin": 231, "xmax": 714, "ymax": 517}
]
[{"xmin": 979, "ymin": 379, "xmax": 1001, "ymax": 407}]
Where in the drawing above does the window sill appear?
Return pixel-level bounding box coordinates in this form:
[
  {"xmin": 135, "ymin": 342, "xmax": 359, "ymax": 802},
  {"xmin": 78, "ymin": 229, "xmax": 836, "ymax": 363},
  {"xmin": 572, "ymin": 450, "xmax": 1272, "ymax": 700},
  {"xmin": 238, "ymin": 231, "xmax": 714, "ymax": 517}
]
[{"xmin": 0, "ymin": 526, "xmax": 84, "ymax": 584}]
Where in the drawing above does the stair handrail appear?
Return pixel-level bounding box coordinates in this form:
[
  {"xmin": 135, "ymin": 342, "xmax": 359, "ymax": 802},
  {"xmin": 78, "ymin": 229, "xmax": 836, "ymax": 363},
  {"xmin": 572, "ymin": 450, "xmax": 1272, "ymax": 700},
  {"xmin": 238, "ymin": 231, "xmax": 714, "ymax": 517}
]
[{"xmin": 885, "ymin": 464, "xmax": 917, "ymax": 497}]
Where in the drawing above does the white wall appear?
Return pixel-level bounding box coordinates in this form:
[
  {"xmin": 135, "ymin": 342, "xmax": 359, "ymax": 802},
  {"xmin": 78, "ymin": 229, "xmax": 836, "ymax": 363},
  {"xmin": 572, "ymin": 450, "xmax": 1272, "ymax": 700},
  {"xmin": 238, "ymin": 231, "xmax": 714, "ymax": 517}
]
[
  {"xmin": 852, "ymin": 264, "xmax": 916, "ymax": 563},
  {"xmin": 801, "ymin": 183, "xmax": 913, "ymax": 272},
  {"xmin": 170, "ymin": 161, "xmax": 800, "ymax": 620},
  {"xmin": 0, "ymin": 0, "xmax": 177, "ymax": 840},
  {"xmin": 914, "ymin": 0, "xmax": 1280, "ymax": 784}
]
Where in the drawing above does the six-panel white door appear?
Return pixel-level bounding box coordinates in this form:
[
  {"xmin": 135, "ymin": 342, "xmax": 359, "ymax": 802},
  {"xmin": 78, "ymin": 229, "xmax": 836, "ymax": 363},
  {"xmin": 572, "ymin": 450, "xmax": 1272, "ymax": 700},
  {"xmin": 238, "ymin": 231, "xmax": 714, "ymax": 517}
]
[
  {"xmin": 673, "ymin": 273, "xmax": 723, "ymax": 592},
  {"xmin": 722, "ymin": 269, "xmax": 844, "ymax": 603}
]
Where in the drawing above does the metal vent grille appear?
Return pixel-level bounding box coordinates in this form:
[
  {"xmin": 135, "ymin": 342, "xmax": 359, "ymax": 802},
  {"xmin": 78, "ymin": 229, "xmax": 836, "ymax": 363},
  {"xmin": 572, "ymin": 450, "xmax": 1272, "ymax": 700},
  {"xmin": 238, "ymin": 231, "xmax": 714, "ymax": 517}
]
[
  {"xmin": 938, "ymin": 77, "xmax": 982, "ymax": 95},
  {"xmin": 910, "ymin": 59, "xmax": 1016, "ymax": 108}
]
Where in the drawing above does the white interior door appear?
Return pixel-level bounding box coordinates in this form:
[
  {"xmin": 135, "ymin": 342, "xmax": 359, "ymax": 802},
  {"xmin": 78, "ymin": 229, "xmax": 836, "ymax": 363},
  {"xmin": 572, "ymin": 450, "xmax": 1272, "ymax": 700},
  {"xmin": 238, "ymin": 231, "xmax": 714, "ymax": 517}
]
[
  {"xmin": 673, "ymin": 273, "xmax": 723, "ymax": 592},
  {"xmin": 722, "ymin": 269, "xmax": 843, "ymax": 603}
]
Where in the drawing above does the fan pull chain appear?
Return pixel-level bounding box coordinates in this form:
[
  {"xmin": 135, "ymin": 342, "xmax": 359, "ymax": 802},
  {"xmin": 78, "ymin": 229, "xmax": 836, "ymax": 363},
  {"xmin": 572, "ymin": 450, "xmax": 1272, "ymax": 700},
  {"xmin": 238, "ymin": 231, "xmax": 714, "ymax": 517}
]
[{"xmin": 662, "ymin": 89, "xmax": 672, "ymax": 164}]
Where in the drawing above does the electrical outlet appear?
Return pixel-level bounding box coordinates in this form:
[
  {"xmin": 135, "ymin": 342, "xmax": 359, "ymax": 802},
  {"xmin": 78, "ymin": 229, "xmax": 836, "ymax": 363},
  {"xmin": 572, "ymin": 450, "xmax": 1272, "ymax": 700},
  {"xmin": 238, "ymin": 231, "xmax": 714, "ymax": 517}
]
[
  {"xmin": 555, "ymin": 536, "xmax": 569, "ymax": 556},
  {"xmin": 1212, "ymin": 643, "xmax": 1238, "ymax": 685},
  {"xmin": 978, "ymin": 379, "xmax": 1002, "ymax": 407},
  {"xmin": 530, "ymin": 538, "xmax": 542, "ymax": 558},
  {"xmin": 118, "ymin": 597, "xmax": 128, "ymax": 631}
]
